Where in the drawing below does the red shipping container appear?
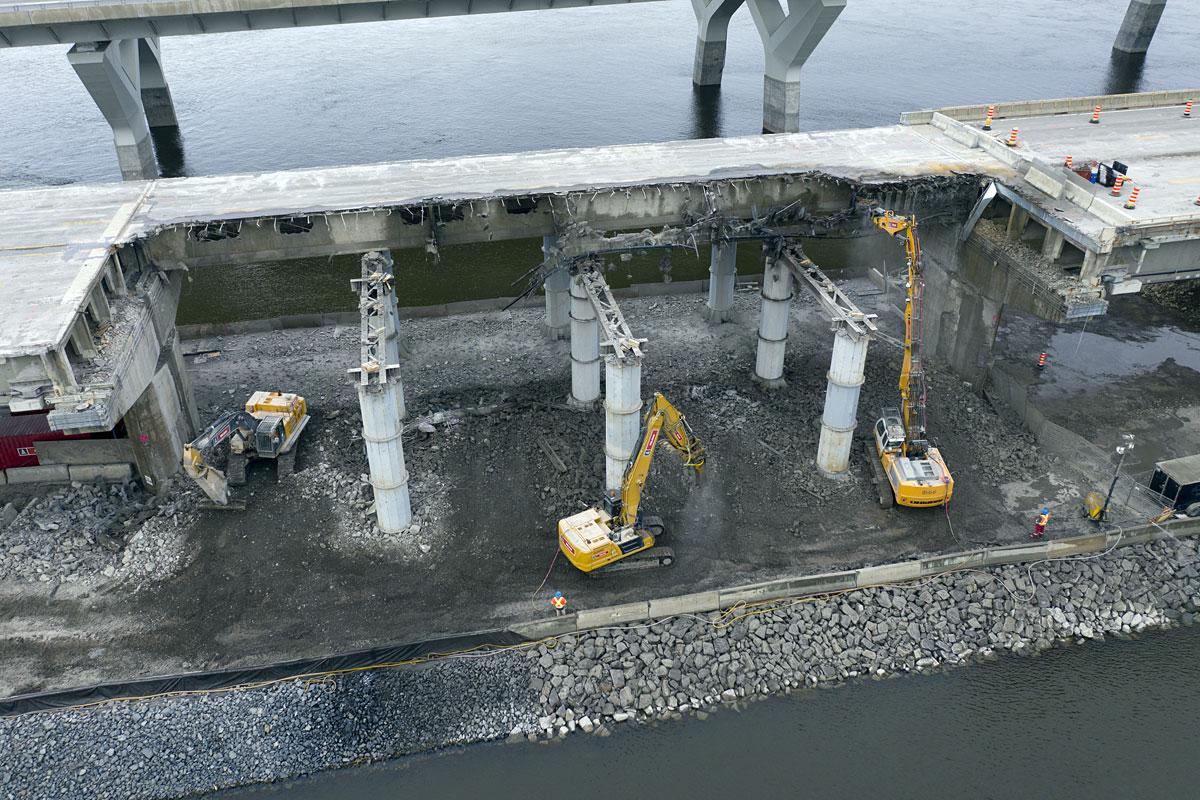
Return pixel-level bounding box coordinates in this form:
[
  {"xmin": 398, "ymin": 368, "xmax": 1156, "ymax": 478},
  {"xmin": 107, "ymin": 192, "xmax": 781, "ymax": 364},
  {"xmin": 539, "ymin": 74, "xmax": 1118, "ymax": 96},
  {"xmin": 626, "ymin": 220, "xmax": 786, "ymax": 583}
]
[{"xmin": 0, "ymin": 409, "xmax": 92, "ymax": 470}]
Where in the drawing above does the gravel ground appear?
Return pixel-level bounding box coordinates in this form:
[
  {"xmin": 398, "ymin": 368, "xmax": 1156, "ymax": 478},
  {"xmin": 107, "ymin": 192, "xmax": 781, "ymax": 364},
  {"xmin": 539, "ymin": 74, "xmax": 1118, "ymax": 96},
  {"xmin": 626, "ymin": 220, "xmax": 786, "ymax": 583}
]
[{"xmin": 3, "ymin": 534, "xmax": 1198, "ymax": 798}]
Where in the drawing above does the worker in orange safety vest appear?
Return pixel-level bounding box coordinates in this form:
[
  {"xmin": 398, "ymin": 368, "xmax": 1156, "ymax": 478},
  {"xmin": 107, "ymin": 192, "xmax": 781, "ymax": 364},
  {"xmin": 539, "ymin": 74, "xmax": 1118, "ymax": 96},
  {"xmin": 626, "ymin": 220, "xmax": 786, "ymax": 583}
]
[
  {"xmin": 551, "ymin": 591, "xmax": 568, "ymax": 617},
  {"xmin": 1031, "ymin": 508, "xmax": 1051, "ymax": 539}
]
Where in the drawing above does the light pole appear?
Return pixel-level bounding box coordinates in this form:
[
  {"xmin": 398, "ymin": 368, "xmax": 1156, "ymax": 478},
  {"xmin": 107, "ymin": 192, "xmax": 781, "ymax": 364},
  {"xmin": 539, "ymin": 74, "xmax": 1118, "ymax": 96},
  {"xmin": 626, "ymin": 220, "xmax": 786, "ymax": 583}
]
[{"xmin": 1100, "ymin": 433, "xmax": 1135, "ymax": 523}]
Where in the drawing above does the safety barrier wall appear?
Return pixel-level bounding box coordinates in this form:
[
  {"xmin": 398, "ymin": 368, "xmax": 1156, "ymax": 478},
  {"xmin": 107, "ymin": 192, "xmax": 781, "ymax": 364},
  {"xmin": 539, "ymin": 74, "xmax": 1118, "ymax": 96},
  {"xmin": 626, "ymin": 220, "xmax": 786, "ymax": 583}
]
[
  {"xmin": 509, "ymin": 516, "xmax": 1200, "ymax": 640},
  {"xmin": 900, "ymin": 88, "xmax": 1199, "ymax": 126}
]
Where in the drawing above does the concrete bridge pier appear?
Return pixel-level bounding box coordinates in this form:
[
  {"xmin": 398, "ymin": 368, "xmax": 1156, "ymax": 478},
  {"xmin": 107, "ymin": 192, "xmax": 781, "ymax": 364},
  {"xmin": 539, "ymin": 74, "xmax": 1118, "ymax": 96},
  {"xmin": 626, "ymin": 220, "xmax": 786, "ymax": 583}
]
[
  {"xmin": 356, "ymin": 366, "xmax": 412, "ymax": 533},
  {"xmin": 68, "ymin": 37, "xmax": 178, "ymax": 181},
  {"xmin": 362, "ymin": 250, "xmax": 407, "ymax": 419},
  {"xmin": 542, "ymin": 236, "xmax": 571, "ymax": 341},
  {"xmin": 754, "ymin": 249, "xmax": 794, "ymax": 388},
  {"xmin": 704, "ymin": 240, "xmax": 738, "ymax": 323},
  {"xmin": 691, "ymin": 0, "xmax": 746, "ymax": 86},
  {"xmin": 749, "ymin": 0, "xmax": 845, "ymax": 133},
  {"xmin": 569, "ymin": 272, "xmax": 602, "ymax": 407},
  {"xmin": 1113, "ymin": 0, "xmax": 1167, "ymax": 55},
  {"xmin": 604, "ymin": 356, "xmax": 643, "ymax": 493},
  {"xmin": 816, "ymin": 327, "xmax": 869, "ymax": 476}
]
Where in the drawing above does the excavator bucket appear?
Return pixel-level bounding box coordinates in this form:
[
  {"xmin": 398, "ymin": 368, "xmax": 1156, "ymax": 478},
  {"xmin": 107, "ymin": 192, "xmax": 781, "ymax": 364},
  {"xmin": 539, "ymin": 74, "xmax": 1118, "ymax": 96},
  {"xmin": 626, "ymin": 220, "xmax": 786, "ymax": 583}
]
[{"xmin": 182, "ymin": 445, "xmax": 230, "ymax": 505}]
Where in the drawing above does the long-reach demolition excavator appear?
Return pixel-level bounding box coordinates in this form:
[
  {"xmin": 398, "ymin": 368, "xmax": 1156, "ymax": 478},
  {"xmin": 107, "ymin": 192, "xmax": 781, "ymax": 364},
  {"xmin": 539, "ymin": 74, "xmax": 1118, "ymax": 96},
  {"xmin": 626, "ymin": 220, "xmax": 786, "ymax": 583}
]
[
  {"xmin": 182, "ymin": 391, "xmax": 309, "ymax": 505},
  {"xmin": 558, "ymin": 392, "xmax": 705, "ymax": 574},
  {"xmin": 868, "ymin": 210, "xmax": 954, "ymax": 508}
]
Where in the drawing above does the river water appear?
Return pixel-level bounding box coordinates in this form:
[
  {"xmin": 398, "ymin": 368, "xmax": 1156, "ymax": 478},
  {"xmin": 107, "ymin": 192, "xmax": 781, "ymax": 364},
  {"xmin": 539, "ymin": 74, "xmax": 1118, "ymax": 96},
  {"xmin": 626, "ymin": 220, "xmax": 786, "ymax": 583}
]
[
  {"xmin": 230, "ymin": 625, "xmax": 1200, "ymax": 799},
  {"xmin": 2, "ymin": 0, "xmax": 1197, "ymax": 321},
  {"xmin": 3, "ymin": 0, "xmax": 1200, "ymax": 794}
]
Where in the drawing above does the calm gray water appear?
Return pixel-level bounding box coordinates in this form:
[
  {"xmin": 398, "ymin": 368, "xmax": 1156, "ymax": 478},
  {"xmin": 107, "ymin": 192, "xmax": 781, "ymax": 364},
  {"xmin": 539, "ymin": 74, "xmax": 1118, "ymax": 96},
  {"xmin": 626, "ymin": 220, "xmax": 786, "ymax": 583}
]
[
  {"xmin": 230, "ymin": 625, "xmax": 1200, "ymax": 799},
  {"xmin": 1, "ymin": 0, "xmax": 1199, "ymax": 186},
  {"xmin": 4, "ymin": 1, "xmax": 1200, "ymax": 795}
]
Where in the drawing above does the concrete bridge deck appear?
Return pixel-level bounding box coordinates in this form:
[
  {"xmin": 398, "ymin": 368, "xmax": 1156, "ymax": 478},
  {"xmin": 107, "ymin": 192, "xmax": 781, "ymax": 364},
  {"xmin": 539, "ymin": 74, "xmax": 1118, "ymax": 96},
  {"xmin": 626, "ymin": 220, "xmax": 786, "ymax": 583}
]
[{"xmin": 0, "ymin": 89, "xmax": 1198, "ymax": 483}]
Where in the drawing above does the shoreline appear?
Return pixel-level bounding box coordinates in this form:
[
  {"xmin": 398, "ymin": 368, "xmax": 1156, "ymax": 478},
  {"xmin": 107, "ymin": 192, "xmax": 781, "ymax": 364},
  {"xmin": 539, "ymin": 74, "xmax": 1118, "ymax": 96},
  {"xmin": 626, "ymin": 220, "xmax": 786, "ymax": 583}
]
[{"xmin": 3, "ymin": 532, "xmax": 1200, "ymax": 798}]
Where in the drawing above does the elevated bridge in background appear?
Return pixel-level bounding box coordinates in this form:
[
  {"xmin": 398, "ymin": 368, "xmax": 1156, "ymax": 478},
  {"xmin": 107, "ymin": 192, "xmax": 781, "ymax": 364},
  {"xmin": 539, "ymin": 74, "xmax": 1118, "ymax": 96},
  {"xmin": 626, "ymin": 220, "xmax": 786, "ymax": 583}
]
[{"xmin": 0, "ymin": 89, "xmax": 1197, "ymax": 486}]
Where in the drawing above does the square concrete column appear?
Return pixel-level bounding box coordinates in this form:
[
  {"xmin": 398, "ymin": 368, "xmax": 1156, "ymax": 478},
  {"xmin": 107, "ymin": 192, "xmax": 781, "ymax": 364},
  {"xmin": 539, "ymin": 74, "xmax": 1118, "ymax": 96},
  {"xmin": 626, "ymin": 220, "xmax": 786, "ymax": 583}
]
[
  {"xmin": 754, "ymin": 253, "xmax": 794, "ymax": 388},
  {"xmin": 1081, "ymin": 250, "xmax": 1110, "ymax": 284},
  {"xmin": 1006, "ymin": 205, "xmax": 1030, "ymax": 241},
  {"xmin": 542, "ymin": 236, "xmax": 570, "ymax": 341},
  {"xmin": 1041, "ymin": 228, "xmax": 1066, "ymax": 262},
  {"xmin": 356, "ymin": 367, "xmax": 411, "ymax": 533},
  {"xmin": 165, "ymin": 330, "xmax": 201, "ymax": 437},
  {"xmin": 816, "ymin": 328, "xmax": 869, "ymax": 476},
  {"xmin": 569, "ymin": 273, "xmax": 602, "ymax": 407},
  {"xmin": 68, "ymin": 41, "xmax": 157, "ymax": 181},
  {"xmin": 704, "ymin": 240, "xmax": 738, "ymax": 323},
  {"xmin": 125, "ymin": 362, "xmax": 190, "ymax": 488},
  {"xmin": 1113, "ymin": 0, "xmax": 1167, "ymax": 54},
  {"xmin": 605, "ymin": 356, "xmax": 643, "ymax": 493}
]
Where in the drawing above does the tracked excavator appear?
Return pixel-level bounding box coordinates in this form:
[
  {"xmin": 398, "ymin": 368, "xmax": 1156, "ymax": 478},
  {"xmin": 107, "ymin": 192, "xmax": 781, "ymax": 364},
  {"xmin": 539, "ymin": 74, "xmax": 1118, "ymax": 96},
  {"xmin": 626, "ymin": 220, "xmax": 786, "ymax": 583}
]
[
  {"xmin": 558, "ymin": 392, "xmax": 705, "ymax": 573},
  {"xmin": 868, "ymin": 210, "xmax": 954, "ymax": 508},
  {"xmin": 182, "ymin": 391, "xmax": 309, "ymax": 505}
]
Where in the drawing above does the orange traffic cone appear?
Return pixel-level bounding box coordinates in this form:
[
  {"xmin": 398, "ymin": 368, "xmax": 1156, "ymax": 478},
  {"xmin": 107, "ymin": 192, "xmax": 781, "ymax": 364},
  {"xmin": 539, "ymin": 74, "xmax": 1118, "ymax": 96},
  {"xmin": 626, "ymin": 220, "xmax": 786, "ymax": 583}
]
[
  {"xmin": 1194, "ymin": 195, "xmax": 1200, "ymax": 206},
  {"xmin": 1064, "ymin": 154, "xmax": 1073, "ymax": 169},
  {"xmin": 1110, "ymin": 175, "xmax": 1126, "ymax": 196},
  {"xmin": 1124, "ymin": 187, "xmax": 1140, "ymax": 209},
  {"xmin": 1090, "ymin": 105, "xmax": 1101, "ymax": 124},
  {"xmin": 1186, "ymin": 100, "xmax": 1194, "ymax": 118},
  {"xmin": 1037, "ymin": 352, "xmax": 1048, "ymax": 369},
  {"xmin": 983, "ymin": 105, "xmax": 995, "ymax": 131},
  {"xmin": 1006, "ymin": 128, "xmax": 1019, "ymax": 147}
]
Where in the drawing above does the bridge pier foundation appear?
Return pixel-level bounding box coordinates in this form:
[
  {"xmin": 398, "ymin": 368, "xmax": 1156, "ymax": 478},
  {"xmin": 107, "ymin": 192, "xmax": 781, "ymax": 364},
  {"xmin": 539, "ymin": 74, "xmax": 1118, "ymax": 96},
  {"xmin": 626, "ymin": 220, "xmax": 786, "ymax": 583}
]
[
  {"xmin": 1113, "ymin": 0, "xmax": 1167, "ymax": 55},
  {"xmin": 138, "ymin": 37, "xmax": 179, "ymax": 128}
]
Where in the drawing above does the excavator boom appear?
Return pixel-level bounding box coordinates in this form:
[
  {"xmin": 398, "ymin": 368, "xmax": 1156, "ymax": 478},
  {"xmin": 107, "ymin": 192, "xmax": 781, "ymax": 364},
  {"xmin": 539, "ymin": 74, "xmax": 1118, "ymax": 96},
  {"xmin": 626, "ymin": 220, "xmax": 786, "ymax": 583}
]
[{"xmin": 558, "ymin": 391, "xmax": 705, "ymax": 573}]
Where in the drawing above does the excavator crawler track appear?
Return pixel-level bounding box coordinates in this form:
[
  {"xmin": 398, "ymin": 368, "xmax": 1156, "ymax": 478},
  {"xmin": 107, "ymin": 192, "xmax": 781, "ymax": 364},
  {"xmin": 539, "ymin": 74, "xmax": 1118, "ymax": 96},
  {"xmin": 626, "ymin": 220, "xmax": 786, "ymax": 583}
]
[
  {"xmin": 864, "ymin": 440, "xmax": 894, "ymax": 508},
  {"xmin": 590, "ymin": 546, "xmax": 675, "ymax": 576}
]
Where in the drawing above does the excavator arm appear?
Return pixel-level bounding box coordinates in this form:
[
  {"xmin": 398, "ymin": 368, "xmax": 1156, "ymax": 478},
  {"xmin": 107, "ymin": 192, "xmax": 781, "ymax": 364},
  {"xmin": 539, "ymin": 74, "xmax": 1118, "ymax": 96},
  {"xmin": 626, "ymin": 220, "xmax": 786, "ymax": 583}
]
[
  {"xmin": 871, "ymin": 209, "xmax": 927, "ymax": 454},
  {"xmin": 617, "ymin": 392, "xmax": 706, "ymax": 528},
  {"xmin": 182, "ymin": 410, "xmax": 258, "ymax": 504}
]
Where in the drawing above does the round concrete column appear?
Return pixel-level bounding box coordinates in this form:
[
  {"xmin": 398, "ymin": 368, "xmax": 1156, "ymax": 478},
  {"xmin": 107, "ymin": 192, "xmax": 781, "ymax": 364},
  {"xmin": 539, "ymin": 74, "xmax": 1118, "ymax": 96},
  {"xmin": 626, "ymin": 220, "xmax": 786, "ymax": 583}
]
[
  {"xmin": 604, "ymin": 357, "xmax": 643, "ymax": 493},
  {"xmin": 543, "ymin": 236, "xmax": 570, "ymax": 341},
  {"xmin": 754, "ymin": 256, "xmax": 793, "ymax": 388},
  {"xmin": 816, "ymin": 328, "xmax": 870, "ymax": 476},
  {"xmin": 569, "ymin": 274, "xmax": 601, "ymax": 407},
  {"xmin": 357, "ymin": 369, "xmax": 411, "ymax": 533}
]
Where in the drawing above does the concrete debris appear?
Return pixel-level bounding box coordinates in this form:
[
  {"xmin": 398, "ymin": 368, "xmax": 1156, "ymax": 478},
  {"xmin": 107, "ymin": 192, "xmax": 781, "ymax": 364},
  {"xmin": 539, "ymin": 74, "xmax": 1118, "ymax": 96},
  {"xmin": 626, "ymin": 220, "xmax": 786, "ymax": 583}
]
[{"xmin": 0, "ymin": 476, "xmax": 198, "ymax": 585}]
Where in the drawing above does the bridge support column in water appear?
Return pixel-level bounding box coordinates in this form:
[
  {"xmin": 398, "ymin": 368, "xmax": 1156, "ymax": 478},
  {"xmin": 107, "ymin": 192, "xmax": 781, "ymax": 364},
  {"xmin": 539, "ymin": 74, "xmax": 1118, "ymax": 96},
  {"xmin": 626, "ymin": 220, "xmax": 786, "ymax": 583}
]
[
  {"xmin": 1113, "ymin": 0, "xmax": 1167, "ymax": 55},
  {"xmin": 749, "ymin": 0, "xmax": 845, "ymax": 133},
  {"xmin": 67, "ymin": 38, "xmax": 179, "ymax": 180},
  {"xmin": 543, "ymin": 236, "xmax": 570, "ymax": 341},
  {"xmin": 816, "ymin": 326, "xmax": 869, "ymax": 476},
  {"xmin": 604, "ymin": 355, "xmax": 642, "ymax": 493},
  {"xmin": 704, "ymin": 239, "xmax": 738, "ymax": 323},
  {"xmin": 569, "ymin": 272, "xmax": 602, "ymax": 407},
  {"xmin": 754, "ymin": 248, "xmax": 793, "ymax": 388}
]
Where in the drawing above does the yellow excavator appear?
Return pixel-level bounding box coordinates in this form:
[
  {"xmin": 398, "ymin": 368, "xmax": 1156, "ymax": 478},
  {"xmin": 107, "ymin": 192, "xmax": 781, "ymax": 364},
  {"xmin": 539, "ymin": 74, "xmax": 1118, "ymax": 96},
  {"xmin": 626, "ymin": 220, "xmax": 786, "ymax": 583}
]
[
  {"xmin": 558, "ymin": 392, "xmax": 705, "ymax": 573},
  {"xmin": 182, "ymin": 391, "xmax": 309, "ymax": 505},
  {"xmin": 868, "ymin": 210, "xmax": 954, "ymax": 508}
]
